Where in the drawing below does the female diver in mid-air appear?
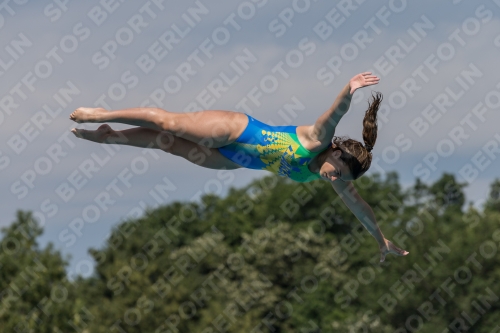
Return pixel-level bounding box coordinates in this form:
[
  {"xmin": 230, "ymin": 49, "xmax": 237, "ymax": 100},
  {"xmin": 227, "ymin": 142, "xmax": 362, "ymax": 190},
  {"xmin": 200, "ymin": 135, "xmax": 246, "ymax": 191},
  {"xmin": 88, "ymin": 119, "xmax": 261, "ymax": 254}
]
[{"xmin": 70, "ymin": 72, "xmax": 409, "ymax": 262}]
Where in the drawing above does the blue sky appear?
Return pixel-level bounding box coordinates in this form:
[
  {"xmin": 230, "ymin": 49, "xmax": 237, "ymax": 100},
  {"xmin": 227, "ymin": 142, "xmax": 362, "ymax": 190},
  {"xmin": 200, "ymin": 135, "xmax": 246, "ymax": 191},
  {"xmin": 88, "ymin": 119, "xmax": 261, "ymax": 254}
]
[{"xmin": 1, "ymin": 0, "xmax": 500, "ymax": 276}]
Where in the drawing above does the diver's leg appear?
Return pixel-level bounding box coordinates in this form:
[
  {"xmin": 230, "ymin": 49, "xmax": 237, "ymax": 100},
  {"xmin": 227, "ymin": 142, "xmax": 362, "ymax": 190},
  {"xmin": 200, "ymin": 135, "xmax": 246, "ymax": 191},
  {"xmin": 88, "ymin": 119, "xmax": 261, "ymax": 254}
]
[
  {"xmin": 71, "ymin": 125, "xmax": 241, "ymax": 170},
  {"xmin": 72, "ymin": 124, "xmax": 165, "ymax": 148},
  {"xmin": 70, "ymin": 108, "xmax": 248, "ymax": 148}
]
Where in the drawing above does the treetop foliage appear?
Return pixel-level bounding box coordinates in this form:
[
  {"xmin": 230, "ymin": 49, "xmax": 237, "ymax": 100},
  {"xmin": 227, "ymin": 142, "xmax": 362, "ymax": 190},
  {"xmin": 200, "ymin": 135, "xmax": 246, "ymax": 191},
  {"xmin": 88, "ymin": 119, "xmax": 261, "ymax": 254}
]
[{"xmin": 1, "ymin": 173, "xmax": 499, "ymax": 332}]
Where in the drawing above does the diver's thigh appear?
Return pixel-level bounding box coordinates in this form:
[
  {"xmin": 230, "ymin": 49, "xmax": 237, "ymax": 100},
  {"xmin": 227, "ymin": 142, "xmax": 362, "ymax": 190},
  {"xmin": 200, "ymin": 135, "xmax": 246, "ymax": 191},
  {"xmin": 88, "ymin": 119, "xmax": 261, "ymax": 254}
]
[
  {"xmin": 169, "ymin": 110, "xmax": 248, "ymax": 148},
  {"xmin": 166, "ymin": 135, "xmax": 241, "ymax": 170}
]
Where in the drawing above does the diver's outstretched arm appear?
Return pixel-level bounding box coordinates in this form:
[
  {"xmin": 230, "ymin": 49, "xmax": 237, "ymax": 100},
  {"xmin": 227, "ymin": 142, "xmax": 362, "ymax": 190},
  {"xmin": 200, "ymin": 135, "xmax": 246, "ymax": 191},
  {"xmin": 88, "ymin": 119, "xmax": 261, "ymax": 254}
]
[
  {"xmin": 331, "ymin": 179, "xmax": 408, "ymax": 262},
  {"xmin": 310, "ymin": 72, "xmax": 379, "ymax": 145}
]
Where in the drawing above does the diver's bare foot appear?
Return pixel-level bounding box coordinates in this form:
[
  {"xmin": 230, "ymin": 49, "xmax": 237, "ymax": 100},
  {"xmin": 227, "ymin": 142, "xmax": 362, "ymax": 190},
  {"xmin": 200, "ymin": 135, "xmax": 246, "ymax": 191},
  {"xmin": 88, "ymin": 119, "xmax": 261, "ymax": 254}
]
[
  {"xmin": 70, "ymin": 107, "xmax": 107, "ymax": 123},
  {"xmin": 71, "ymin": 124, "xmax": 113, "ymax": 143}
]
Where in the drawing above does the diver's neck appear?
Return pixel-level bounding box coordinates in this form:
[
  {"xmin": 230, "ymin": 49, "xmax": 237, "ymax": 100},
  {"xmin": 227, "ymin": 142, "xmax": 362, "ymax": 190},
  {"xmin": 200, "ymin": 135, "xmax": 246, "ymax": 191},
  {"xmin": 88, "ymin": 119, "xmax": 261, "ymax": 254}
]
[{"xmin": 308, "ymin": 154, "xmax": 323, "ymax": 174}]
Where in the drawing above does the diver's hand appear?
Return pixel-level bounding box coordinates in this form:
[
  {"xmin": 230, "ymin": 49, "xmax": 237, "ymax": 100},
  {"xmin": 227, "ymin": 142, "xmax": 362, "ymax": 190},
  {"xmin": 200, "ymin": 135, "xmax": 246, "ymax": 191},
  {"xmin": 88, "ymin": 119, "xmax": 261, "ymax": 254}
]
[
  {"xmin": 379, "ymin": 238, "xmax": 409, "ymax": 262},
  {"xmin": 349, "ymin": 72, "xmax": 380, "ymax": 94}
]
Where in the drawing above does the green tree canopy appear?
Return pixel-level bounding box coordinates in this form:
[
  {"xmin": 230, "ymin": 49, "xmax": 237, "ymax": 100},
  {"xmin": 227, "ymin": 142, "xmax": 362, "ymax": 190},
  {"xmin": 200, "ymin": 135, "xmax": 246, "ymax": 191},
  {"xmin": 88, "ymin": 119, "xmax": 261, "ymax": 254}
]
[{"xmin": 1, "ymin": 173, "xmax": 499, "ymax": 332}]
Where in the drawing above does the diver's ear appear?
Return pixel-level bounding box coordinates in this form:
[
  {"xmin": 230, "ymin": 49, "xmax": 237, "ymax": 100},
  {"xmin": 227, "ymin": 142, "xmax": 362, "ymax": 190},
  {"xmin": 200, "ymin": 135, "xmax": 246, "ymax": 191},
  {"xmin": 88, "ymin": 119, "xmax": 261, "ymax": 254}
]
[{"xmin": 332, "ymin": 149, "xmax": 342, "ymax": 158}]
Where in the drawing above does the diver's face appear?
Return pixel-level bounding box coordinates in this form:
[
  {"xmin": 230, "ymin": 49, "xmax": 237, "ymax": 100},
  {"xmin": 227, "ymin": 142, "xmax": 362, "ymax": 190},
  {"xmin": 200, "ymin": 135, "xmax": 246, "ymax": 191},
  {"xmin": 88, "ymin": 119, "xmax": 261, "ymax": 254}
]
[{"xmin": 320, "ymin": 149, "xmax": 353, "ymax": 182}]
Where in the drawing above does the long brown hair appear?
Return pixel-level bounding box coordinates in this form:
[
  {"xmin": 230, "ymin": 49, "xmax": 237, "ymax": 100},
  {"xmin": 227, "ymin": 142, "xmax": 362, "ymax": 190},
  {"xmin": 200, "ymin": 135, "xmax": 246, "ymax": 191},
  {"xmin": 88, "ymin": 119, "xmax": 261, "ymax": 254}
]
[{"xmin": 330, "ymin": 92, "xmax": 382, "ymax": 179}]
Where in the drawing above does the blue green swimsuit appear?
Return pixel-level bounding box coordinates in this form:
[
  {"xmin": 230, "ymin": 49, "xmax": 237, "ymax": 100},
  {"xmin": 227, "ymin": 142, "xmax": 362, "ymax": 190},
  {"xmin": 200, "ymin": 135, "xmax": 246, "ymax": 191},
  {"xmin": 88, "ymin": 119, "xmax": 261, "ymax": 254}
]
[{"xmin": 218, "ymin": 114, "xmax": 325, "ymax": 183}]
